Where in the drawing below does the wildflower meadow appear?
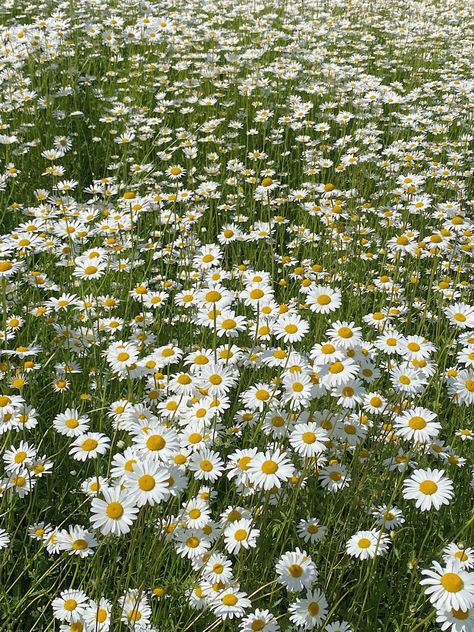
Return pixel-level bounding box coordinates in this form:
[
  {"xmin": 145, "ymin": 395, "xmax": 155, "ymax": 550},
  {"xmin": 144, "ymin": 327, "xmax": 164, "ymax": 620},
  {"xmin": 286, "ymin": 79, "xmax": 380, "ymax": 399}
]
[{"xmin": 0, "ymin": 0, "xmax": 473, "ymax": 630}]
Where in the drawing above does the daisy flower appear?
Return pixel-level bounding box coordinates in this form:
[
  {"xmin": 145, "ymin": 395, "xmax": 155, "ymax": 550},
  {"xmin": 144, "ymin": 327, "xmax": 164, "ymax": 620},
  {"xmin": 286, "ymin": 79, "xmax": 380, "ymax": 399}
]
[
  {"xmin": 297, "ymin": 518, "xmax": 327, "ymax": 544},
  {"xmin": 52, "ymin": 589, "xmax": 88, "ymax": 623},
  {"xmin": 69, "ymin": 433, "xmax": 110, "ymax": 461},
  {"xmin": 421, "ymin": 559, "xmax": 474, "ymax": 612},
  {"xmin": 57, "ymin": 525, "xmax": 97, "ymax": 558},
  {"xmin": 189, "ymin": 448, "xmax": 225, "ymax": 482},
  {"xmin": 180, "ymin": 498, "xmax": 211, "ymax": 529},
  {"xmin": 224, "ymin": 518, "xmax": 260, "ymax": 554},
  {"xmin": 400, "ymin": 335, "xmax": 435, "ymax": 361},
  {"xmin": 119, "ymin": 589, "xmax": 152, "ymax": 628},
  {"xmin": 306, "ymin": 284, "xmax": 341, "ymax": 314},
  {"xmin": 321, "ymin": 357, "xmax": 359, "ymax": 387},
  {"xmin": 394, "ymin": 407, "xmax": 441, "ymax": 443},
  {"xmin": 403, "ymin": 468, "xmax": 454, "ymax": 511},
  {"xmin": 3, "ymin": 441, "xmax": 36, "ymax": 473},
  {"xmin": 239, "ymin": 609, "xmax": 280, "ymax": 631},
  {"xmin": 203, "ymin": 553, "xmax": 234, "ymax": 584},
  {"xmin": 274, "ymin": 313, "xmax": 309, "ymax": 343},
  {"xmin": 211, "ymin": 587, "xmax": 251, "ymax": 620},
  {"xmin": 390, "ymin": 363, "xmax": 427, "ymax": 394},
  {"xmin": 443, "ymin": 544, "xmax": 474, "ymax": 570},
  {"xmin": 445, "ymin": 302, "xmax": 474, "ymax": 329},
  {"xmin": 53, "ymin": 408, "xmax": 90, "ymax": 437},
  {"xmin": 124, "ymin": 459, "xmax": 170, "ymax": 507},
  {"xmin": 319, "ymin": 463, "xmax": 351, "ymax": 491},
  {"xmin": 241, "ymin": 383, "xmax": 278, "ymax": 412},
  {"xmin": 275, "ymin": 548, "xmax": 318, "ymax": 591},
  {"xmin": 289, "ymin": 422, "xmax": 329, "ymax": 457},
  {"xmin": 326, "ymin": 320, "xmax": 363, "ymax": 349},
  {"xmin": 325, "ymin": 621, "xmax": 352, "ymax": 632},
  {"xmin": 248, "ymin": 449, "xmax": 295, "ymax": 491},
  {"xmin": 83, "ymin": 598, "xmax": 112, "ymax": 632},
  {"xmin": 435, "ymin": 605, "xmax": 474, "ymax": 631},
  {"xmin": 288, "ymin": 589, "xmax": 328, "ymax": 628},
  {"xmin": 0, "ymin": 528, "xmax": 10, "ymax": 549},
  {"xmin": 346, "ymin": 529, "xmax": 391, "ymax": 560},
  {"xmin": 90, "ymin": 486, "xmax": 139, "ymax": 536},
  {"xmin": 176, "ymin": 530, "xmax": 211, "ymax": 559},
  {"xmin": 370, "ymin": 505, "xmax": 405, "ymax": 529},
  {"xmin": 451, "ymin": 370, "xmax": 474, "ymax": 405},
  {"xmin": 133, "ymin": 425, "xmax": 180, "ymax": 462}
]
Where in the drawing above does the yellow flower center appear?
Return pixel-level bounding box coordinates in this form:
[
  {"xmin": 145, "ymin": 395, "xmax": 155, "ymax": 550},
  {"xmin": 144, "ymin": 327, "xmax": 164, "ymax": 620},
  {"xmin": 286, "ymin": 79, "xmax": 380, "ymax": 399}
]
[
  {"xmin": 234, "ymin": 529, "xmax": 248, "ymax": 541},
  {"xmin": 261, "ymin": 459, "xmax": 278, "ymax": 474},
  {"xmin": 72, "ymin": 539, "xmax": 88, "ymax": 550},
  {"xmin": 451, "ymin": 608, "xmax": 469, "ymax": 620},
  {"xmin": 146, "ymin": 435, "xmax": 166, "ymax": 451},
  {"xmin": 289, "ymin": 563, "xmax": 303, "ymax": 577},
  {"xmin": 441, "ymin": 573, "xmax": 464, "ymax": 593},
  {"xmin": 419, "ymin": 480, "xmax": 438, "ymax": 495},
  {"xmin": 308, "ymin": 602, "xmax": 320, "ymax": 616},
  {"xmin": 138, "ymin": 474, "xmax": 155, "ymax": 491},
  {"xmin": 81, "ymin": 438, "xmax": 98, "ymax": 451},
  {"xmin": 338, "ymin": 326, "xmax": 352, "ymax": 338},
  {"xmin": 329, "ymin": 361, "xmax": 344, "ymax": 374},
  {"xmin": 408, "ymin": 416, "xmax": 426, "ymax": 430},
  {"xmin": 106, "ymin": 502, "xmax": 124, "ymax": 519},
  {"xmin": 14, "ymin": 451, "xmax": 27, "ymax": 463}
]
